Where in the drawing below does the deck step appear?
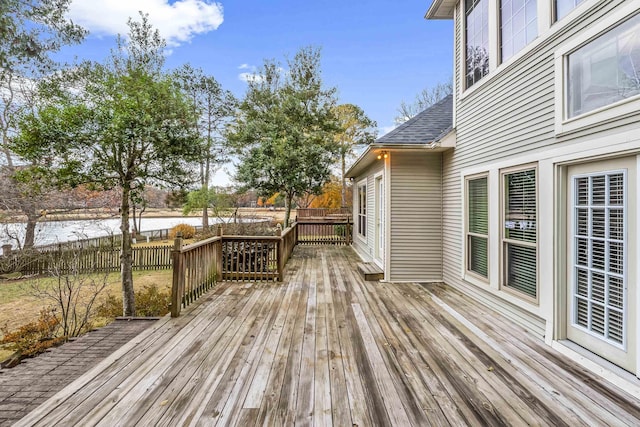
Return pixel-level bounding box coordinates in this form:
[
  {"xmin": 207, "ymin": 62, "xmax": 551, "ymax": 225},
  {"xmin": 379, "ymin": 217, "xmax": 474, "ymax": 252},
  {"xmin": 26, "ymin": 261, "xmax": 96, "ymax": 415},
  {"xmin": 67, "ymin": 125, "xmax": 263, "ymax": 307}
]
[{"xmin": 357, "ymin": 262, "xmax": 384, "ymax": 281}]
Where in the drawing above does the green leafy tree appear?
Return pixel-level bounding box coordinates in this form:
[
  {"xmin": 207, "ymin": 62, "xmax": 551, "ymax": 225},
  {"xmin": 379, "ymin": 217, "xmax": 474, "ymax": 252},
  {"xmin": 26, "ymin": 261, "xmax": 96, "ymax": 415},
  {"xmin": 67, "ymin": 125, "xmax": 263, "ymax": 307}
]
[
  {"xmin": 13, "ymin": 15, "xmax": 199, "ymax": 316},
  {"xmin": 174, "ymin": 65, "xmax": 236, "ymax": 228},
  {"xmin": 0, "ymin": 0, "xmax": 85, "ymax": 249},
  {"xmin": 228, "ymin": 47, "xmax": 339, "ymax": 226},
  {"xmin": 334, "ymin": 104, "xmax": 376, "ymax": 207}
]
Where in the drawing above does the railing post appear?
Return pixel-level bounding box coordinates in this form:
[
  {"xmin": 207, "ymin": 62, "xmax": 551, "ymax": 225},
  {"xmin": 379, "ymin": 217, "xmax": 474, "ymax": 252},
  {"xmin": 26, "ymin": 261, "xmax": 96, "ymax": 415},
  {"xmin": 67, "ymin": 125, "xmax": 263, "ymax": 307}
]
[
  {"xmin": 170, "ymin": 232, "xmax": 184, "ymax": 317},
  {"xmin": 276, "ymin": 224, "xmax": 283, "ymax": 281},
  {"xmin": 216, "ymin": 225, "xmax": 223, "ymax": 281}
]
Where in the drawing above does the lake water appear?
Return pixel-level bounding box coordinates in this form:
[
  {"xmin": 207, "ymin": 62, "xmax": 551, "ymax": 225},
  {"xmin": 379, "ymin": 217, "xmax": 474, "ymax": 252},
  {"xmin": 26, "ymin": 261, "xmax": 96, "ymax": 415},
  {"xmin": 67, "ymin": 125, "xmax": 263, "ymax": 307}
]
[{"xmin": 0, "ymin": 217, "xmax": 218, "ymax": 249}]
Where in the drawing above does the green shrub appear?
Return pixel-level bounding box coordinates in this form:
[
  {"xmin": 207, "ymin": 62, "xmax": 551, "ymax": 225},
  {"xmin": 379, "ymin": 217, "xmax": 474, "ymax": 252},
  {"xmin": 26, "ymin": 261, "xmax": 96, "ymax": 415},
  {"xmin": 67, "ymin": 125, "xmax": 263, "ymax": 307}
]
[{"xmin": 169, "ymin": 223, "xmax": 196, "ymax": 239}]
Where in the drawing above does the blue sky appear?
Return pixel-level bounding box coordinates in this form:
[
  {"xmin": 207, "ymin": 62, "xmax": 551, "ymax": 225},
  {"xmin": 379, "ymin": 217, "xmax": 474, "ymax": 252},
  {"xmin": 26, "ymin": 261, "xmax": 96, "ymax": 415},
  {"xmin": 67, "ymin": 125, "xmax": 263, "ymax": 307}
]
[{"xmin": 60, "ymin": 0, "xmax": 453, "ymax": 184}]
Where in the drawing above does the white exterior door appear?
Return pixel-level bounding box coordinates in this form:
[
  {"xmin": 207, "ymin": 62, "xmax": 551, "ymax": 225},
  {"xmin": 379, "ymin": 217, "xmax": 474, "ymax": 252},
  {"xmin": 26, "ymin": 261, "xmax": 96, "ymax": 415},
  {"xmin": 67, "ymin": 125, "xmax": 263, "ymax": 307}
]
[
  {"xmin": 375, "ymin": 175, "xmax": 384, "ymax": 267},
  {"xmin": 566, "ymin": 157, "xmax": 637, "ymax": 374}
]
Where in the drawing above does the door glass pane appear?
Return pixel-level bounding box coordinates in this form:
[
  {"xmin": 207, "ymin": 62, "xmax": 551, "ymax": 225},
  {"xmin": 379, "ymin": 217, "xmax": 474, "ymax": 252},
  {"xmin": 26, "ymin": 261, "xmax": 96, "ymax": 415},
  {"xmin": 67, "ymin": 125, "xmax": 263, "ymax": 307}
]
[{"xmin": 572, "ymin": 171, "xmax": 626, "ymax": 346}]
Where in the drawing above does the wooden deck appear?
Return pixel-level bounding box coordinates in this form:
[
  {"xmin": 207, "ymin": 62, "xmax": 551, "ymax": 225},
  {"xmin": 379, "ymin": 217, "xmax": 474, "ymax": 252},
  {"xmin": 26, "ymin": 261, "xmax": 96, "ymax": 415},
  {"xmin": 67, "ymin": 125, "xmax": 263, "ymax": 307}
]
[{"xmin": 17, "ymin": 246, "xmax": 640, "ymax": 426}]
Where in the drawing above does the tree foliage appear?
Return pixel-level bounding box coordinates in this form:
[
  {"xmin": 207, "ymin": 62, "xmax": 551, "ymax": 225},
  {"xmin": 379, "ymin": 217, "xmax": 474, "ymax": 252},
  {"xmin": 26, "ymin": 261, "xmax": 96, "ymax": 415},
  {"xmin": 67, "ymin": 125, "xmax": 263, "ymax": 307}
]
[
  {"xmin": 12, "ymin": 14, "xmax": 199, "ymax": 316},
  {"xmin": 334, "ymin": 104, "xmax": 376, "ymax": 207},
  {"xmin": 395, "ymin": 80, "xmax": 453, "ymax": 125},
  {"xmin": 174, "ymin": 65, "xmax": 236, "ymax": 228},
  {"xmin": 228, "ymin": 47, "xmax": 339, "ymax": 226},
  {"xmin": 0, "ymin": 0, "xmax": 85, "ymax": 249}
]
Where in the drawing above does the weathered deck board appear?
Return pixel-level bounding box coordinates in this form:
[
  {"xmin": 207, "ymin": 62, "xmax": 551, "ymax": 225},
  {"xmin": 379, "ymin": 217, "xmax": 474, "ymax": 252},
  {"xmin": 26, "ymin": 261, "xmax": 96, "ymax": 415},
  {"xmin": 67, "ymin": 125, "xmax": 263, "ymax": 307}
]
[{"xmin": 16, "ymin": 246, "xmax": 640, "ymax": 427}]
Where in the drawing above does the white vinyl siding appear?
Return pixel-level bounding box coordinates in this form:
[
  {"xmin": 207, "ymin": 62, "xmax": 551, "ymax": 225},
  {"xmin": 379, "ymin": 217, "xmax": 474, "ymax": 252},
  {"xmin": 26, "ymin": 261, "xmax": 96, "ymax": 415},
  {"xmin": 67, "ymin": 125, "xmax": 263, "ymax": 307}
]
[
  {"xmin": 389, "ymin": 152, "xmax": 443, "ymax": 282},
  {"xmin": 443, "ymin": 2, "xmax": 637, "ymax": 339},
  {"xmin": 351, "ymin": 161, "xmax": 383, "ymax": 263},
  {"xmin": 572, "ymin": 171, "xmax": 626, "ymax": 347}
]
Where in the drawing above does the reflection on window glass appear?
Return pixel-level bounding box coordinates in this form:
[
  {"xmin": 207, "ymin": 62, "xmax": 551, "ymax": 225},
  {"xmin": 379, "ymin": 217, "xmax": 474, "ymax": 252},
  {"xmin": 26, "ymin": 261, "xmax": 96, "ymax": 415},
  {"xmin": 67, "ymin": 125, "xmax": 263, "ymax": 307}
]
[
  {"xmin": 466, "ymin": 0, "xmax": 489, "ymax": 88},
  {"xmin": 500, "ymin": 0, "xmax": 538, "ymax": 62},
  {"xmin": 568, "ymin": 13, "xmax": 640, "ymax": 118},
  {"xmin": 555, "ymin": 0, "xmax": 585, "ymax": 22}
]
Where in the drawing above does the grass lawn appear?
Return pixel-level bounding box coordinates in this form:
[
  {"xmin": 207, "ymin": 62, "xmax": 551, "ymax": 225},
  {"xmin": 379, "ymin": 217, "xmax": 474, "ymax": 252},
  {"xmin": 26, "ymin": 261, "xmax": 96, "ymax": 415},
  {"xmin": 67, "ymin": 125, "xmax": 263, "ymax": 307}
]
[{"xmin": 0, "ymin": 270, "xmax": 172, "ymax": 362}]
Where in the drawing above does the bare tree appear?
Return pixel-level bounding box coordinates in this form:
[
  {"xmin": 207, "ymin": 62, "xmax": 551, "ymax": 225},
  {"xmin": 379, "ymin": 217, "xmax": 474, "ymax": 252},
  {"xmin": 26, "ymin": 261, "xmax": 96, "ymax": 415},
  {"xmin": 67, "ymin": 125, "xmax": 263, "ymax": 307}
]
[{"xmin": 395, "ymin": 80, "xmax": 453, "ymax": 125}]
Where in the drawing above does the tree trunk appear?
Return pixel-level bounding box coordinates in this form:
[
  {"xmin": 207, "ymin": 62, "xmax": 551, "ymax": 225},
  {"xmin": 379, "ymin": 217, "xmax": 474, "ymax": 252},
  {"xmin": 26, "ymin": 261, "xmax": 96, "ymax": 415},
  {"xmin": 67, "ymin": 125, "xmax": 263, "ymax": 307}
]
[
  {"xmin": 341, "ymin": 154, "xmax": 347, "ymax": 208},
  {"xmin": 202, "ymin": 156, "xmax": 210, "ymax": 229},
  {"xmin": 284, "ymin": 193, "xmax": 293, "ymax": 228},
  {"xmin": 23, "ymin": 211, "xmax": 38, "ymax": 249},
  {"xmin": 120, "ymin": 184, "xmax": 136, "ymax": 317}
]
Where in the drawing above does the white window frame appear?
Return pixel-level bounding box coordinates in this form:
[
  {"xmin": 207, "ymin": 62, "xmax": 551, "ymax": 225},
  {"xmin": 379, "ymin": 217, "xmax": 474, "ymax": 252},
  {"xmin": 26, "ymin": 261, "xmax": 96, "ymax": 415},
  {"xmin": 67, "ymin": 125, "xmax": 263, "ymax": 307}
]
[
  {"xmin": 357, "ymin": 179, "xmax": 367, "ymax": 241},
  {"xmin": 554, "ymin": 3, "xmax": 640, "ymax": 136},
  {"xmin": 465, "ymin": 173, "xmax": 490, "ymax": 282},
  {"xmin": 500, "ymin": 164, "xmax": 539, "ymax": 303}
]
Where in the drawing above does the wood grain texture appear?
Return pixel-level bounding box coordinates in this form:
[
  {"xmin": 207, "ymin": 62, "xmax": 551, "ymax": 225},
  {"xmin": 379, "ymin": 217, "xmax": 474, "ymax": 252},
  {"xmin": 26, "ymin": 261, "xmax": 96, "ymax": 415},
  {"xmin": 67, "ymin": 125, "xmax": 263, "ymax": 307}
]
[{"xmin": 17, "ymin": 246, "xmax": 640, "ymax": 427}]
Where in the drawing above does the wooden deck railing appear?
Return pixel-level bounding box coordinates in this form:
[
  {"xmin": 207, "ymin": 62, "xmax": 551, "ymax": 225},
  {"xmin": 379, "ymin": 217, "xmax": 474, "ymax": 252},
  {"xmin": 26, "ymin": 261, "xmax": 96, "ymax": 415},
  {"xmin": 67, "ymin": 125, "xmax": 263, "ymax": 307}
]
[
  {"xmin": 170, "ymin": 218, "xmax": 354, "ymax": 316},
  {"xmin": 296, "ymin": 219, "xmax": 352, "ymax": 245},
  {"xmin": 170, "ymin": 233, "xmax": 222, "ymax": 317},
  {"xmin": 296, "ymin": 207, "xmax": 351, "ymax": 218}
]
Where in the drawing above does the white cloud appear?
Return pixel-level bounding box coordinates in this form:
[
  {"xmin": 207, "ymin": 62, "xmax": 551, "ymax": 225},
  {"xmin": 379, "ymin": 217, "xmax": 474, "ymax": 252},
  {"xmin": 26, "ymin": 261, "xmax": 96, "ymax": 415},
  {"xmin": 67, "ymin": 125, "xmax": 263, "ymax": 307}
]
[
  {"xmin": 67, "ymin": 0, "xmax": 224, "ymax": 47},
  {"xmin": 237, "ymin": 64, "xmax": 263, "ymax": 83},
  {"xmin": 238, "ymin": 72, "xmax": 263, "ymax": 83},
  {"xmin": 378, "ymin": 124, "xmax": 397, "ymax": 137}
]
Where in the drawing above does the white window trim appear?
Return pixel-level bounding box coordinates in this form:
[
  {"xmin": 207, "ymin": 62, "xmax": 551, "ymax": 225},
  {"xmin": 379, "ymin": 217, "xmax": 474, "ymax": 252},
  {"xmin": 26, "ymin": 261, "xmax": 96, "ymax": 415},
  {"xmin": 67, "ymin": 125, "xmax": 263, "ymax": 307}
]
[
  {"xmin": 554, "ymin": 3, "xmax": 640, "ymax": 136},
  {"xmin": 459, "ymin": 0, "xmax": 599, "ymax": 100},
  {"xmin": 356, "ymin": 178, "xmax": 367, "ymax": 242},
  {"xmin": 464, "ymin": 173, "xmax": 490, "ymax": 283},
  {"xmin": 500, "ymin": 164, "xmax": 540, "ymax": 304}
]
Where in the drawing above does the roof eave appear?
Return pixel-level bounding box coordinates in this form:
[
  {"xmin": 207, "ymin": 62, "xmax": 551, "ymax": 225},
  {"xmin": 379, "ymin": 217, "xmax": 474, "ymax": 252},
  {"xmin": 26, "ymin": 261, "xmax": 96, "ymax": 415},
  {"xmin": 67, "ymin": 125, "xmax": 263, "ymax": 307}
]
[
  {"xmin": 425, "ymin": 0, "xmax": 456, "ymax": 20},
  {"xmin": 345, "ymin": 138, "xmax": 456, "ymax": 179}
]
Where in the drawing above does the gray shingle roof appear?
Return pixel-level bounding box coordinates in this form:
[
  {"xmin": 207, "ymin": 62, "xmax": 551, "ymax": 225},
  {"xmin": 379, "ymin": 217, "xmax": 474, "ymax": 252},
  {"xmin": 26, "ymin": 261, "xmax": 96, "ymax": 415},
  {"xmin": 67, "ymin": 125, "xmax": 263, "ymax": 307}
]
[{"xmin": 375, "ymin": 94, "xmax": 453, "ymax": 145}]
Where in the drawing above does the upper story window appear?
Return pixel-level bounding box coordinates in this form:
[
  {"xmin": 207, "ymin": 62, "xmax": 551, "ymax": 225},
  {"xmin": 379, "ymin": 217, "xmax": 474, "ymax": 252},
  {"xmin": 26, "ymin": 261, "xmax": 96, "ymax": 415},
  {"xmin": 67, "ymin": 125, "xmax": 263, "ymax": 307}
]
[
  {"xmin": 555, "ymin": 0, "xmax": 585, "ymax": 22},
  {"xmin": 567, "ymin": 12, "xmax": 640, "ymax": 119},
  {"xmin": 465, "ymin": 0, "xmax": 490, "ymax": 88},
  {"xmin": 500, "ymin": 0, "xmax": 538, "ymax": 63}
]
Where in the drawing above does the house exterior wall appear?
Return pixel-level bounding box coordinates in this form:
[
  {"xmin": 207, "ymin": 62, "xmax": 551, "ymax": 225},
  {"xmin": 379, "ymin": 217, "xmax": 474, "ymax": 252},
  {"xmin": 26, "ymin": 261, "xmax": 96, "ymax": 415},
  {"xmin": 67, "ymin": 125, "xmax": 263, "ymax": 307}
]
[
  {"xmin": 351, "ymin": 160, "xmax": 384, "ymax": 263},
  {"xmin": 389, "ymin": 152, "xmax": 443, "ymax": 282},
  {"xmin": 443, "ymin": 0, "xmax": 640, "ymax": 375}
]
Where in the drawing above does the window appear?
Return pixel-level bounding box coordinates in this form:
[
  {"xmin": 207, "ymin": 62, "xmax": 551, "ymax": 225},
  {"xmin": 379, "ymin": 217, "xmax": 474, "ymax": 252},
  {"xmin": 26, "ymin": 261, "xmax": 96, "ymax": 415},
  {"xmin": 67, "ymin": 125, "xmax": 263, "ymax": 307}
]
[
  {"xmin": 500, "ymin": 0, "xmax": 538, "ymax": 62},
  {"xmin": 357, "ymin": 182, "xmax": 367, "ymax": 238},
  {"xmin": 467, "ymin": 176, "xmax": 489, "ymax": 278},
  {"xmin": 572, "ymin": 171, "xmax": 626, "ymax": 347},
  {"xmin": 555, "ymin": 0, "xmax": 585, "ymax": 22},
  {"xmin": 567, "ymin": 12, "xmax": 640, "ymax": 119},
  {"xmin": 502, "ymin": 168, "xmax": 537, "ymax": 299},
  {"xmin": 465, "ymin": 0, "xmax": 489, "ymax": 88}
]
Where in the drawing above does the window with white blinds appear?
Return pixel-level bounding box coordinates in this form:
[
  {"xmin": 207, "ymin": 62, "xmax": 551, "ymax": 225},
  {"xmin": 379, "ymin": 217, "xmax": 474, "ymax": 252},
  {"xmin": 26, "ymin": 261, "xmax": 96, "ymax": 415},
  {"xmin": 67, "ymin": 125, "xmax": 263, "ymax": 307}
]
[
  {"xmin": 467, "ymin": 176, "xmax": 488, "ymax": 278},
  {"xmin": 572, "ymin": 171, "xmax": 626, "ymax": 347},
  {"xmin": 357, "ymin": 183, "xmax": 367, "ymax": 238},
  {"xmin": 502, "ymin": 168, "xmax": 537, "ymax": 299}
]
